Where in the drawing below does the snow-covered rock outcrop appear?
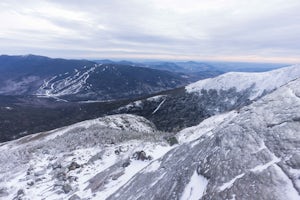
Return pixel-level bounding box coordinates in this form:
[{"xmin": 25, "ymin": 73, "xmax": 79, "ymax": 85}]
[
  {"xmin": 108, "ymin": 78, "xmax": 300, "ymax": 199},
  {"xmin": 0, "ymin": 114, "xmax": 173, "ymax": 199}
]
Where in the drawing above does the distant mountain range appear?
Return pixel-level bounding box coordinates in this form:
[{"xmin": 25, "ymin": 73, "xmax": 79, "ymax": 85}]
[
  {"xmin": 0, "ymin": 55, "xmax": 285, "ymax": 102},
  {"xmin": 94, "ymin": 59, "xmax": 286, "ymax": 73},
  {"xmin": 0, "ymin": 55, "xmax": 223, "ymax": 101}
]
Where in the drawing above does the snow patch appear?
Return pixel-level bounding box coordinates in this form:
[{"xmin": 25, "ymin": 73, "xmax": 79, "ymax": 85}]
[
  {"xmin": 218, "ymin": 173, "xmax": 245, "ymax": 192},
  {"xmin": 143, "ymin": 160, "xmax": 161, "ymax": 173},
  {"xmin": 180, "ymin": 170, "xmax": 208, "ymax": 200},
  {"xmin": 152, "ymin": 99, "xmax": 166, "ymax": 114},
  {"xmin": 147, "ymin": 95, "xmax": 167, "ymax": 102},
  {"xmin": 250, "ymin": 156, "xmax": 281, "ymax": 173}
]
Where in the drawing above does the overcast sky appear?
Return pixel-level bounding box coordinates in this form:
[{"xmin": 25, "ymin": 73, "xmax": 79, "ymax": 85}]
[{"xmin": 0, "ymin": 0, "xmax": 300, "ymax": 63}]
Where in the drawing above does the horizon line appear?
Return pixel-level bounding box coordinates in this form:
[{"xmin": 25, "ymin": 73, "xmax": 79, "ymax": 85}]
[{"xmin": 0, "ymin": 53, "xmax": 293, "ymax": 65}]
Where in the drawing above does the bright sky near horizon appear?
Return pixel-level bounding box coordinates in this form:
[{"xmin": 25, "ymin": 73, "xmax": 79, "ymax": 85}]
[{"xmin": 0, "ymin": 0, "xmax": 300, "ymax": 63}]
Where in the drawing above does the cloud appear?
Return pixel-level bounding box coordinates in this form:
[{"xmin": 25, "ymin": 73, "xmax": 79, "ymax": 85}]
[{"xmin": 0, "ymin": 0, "xmax": 300, "ymax": 62}]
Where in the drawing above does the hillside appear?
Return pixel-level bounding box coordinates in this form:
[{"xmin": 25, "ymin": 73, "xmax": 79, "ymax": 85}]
[
  {"xmin": 1, "ymin": 78, "xmax": 300, "ymax": 199},
  {"xmin": 115, "ymin": 65, "xmax": 300, "ymax": 131}
]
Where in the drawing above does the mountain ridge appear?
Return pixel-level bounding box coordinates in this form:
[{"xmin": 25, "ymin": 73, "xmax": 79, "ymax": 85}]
[
  {"xmin": 1, "ymin": 77, "xmax": 300, "ymax": 199},
  {"xmin": 186, "ymin": 64, "xmax": 300, "ymax": 100},
  {"xmin": 0, "ymin": 55, "xmax": 198, "ymax": 101},
  {"xmin": 114, "ymin": 65, "xmax": 300, "ymax": 132}
]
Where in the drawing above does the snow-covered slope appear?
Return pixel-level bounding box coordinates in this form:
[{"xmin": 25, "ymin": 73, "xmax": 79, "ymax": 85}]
[
  {"xmin": 2, "ymin": 78, "xmax": 300, "ymax": 199},
  {"xmin": 0, "ymin": 114, "xmax": 173, "ymax": 200},
  {"xmin": 176, "ymin": 78, "xmax": 300, "ymax": 199},
  {"xmin": 186, "ymin": 64, "xmax": 300, "ymax": 100},
  {"xmin": 107, "ymin": 78, "xmax": 300, "ymax": 200}
]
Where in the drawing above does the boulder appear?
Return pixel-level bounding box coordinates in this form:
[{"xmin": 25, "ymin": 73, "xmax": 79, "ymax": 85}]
[
  {"xmin": 34, "ymin": 169, "xmax": 46, "ymax": 177},
  {"xmin": 132, "ymin": 151, "xmax": 151, "ymax": 161},
  {"xmin": 69, "ymin": 194, "xmax": 81, "ymax": 200},
  {"xmin": 13, "ymin": 189, "xmax": 25, "ymax": 199},
  {"xmin": 27, "ymin": 181, "xmax": 34, "ymax": 186},
  {"xmin": 122, "ymin": 160, "xmax": 131, "ymax": 168},
  {"xmin": 0, "ymin": 187, "xmax": 9, "ymax": 197},
  {"xmin": 165, "ymin": 136, "xmax": 179, "ymax": 146},
  {"xmin": 62, "ymin": 184, "xmax": 72, "ymax": 194},
  {"xmin": 17, "ymin": 189, "xmax": 24, "ymax": 196},
  {"xmin": 67, "ymin": 176, "xmax": 78, "ymax": 183},
  {"xmin": 114, "ymin": 149, "xmax": 120, "ymax": 155},
  {"xmin": 68, "ymin": 162, "xmax": 80, "ymax": 171},
  {"xmin": 56, "ymin": 171, "xmax": 67, "ymax": 181},
  {"xmin": 52, "ymin": 162, "xmax": 62, "ymax": 170}
]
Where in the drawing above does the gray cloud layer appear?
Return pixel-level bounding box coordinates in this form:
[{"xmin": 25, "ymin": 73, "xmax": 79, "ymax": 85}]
[{"xmin": 0, "ymin": 0, "xmax": 300, "ymax": 62}]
